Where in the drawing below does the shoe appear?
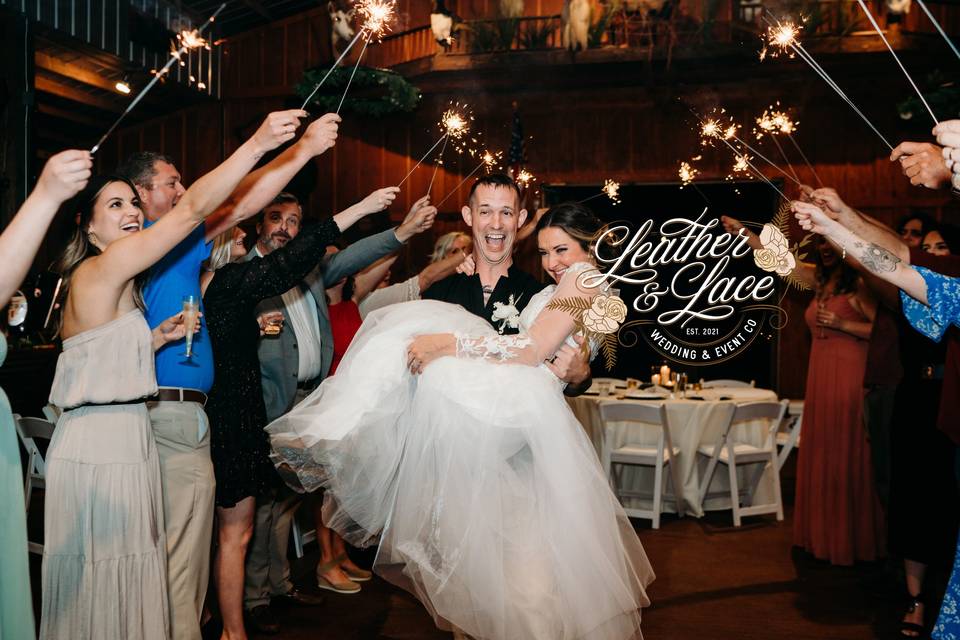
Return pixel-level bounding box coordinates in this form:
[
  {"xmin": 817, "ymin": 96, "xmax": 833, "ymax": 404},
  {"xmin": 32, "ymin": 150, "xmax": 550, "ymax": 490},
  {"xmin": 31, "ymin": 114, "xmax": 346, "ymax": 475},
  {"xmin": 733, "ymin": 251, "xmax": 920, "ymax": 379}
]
[
  {"xmin": 316, "ymin": 557, "xmax": 362, "ymax": 594},
  {"xmin": 900, "ymin": 592, "xmax": 926, "ymax": 638},
  {"xmin": 245, "ymin": 605, "xmax": 280, "ymax": 635},
  {"xmin": 276, "ymin": 588, "xmax": 326, "ymax": 607},
  {"xmin": 338, "ymin": 553, "xmax": 373, "ymax": 582}
]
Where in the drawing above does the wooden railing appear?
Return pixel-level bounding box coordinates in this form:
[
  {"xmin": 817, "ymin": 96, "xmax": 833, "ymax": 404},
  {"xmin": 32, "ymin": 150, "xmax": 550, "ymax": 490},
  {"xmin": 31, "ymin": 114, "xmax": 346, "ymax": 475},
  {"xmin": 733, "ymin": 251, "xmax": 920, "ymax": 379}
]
[{"xmin": 735, "ymin": 0, "xmax": 883, "ymax": 37}]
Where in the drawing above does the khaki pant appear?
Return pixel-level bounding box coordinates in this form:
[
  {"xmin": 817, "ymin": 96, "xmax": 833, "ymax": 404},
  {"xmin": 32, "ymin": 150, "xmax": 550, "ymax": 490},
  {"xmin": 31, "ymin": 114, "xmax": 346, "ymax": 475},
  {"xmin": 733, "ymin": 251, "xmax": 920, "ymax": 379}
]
[
  {"xmin": 243, "ymin": 487, "xmax": 301, "ymax": 609},
  {"xmin": 149, "ymin": 400, "xmax": 216, "ymax": 640}
]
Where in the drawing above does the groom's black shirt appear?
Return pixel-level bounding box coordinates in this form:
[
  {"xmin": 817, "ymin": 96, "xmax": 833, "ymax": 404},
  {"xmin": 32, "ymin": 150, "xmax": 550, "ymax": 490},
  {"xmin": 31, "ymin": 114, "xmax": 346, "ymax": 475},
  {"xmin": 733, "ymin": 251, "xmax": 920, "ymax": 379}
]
[{"xmin": 421, "ymin": 264, "xmax": 546, "ymax": 335}]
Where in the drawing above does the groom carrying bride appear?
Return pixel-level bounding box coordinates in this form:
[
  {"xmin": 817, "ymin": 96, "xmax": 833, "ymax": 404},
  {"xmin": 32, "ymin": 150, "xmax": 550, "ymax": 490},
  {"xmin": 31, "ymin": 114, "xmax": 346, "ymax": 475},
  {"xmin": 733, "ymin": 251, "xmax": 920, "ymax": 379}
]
[{"xmin": 421, "ymin": 172, "xmax": 593, "ymax": 394}]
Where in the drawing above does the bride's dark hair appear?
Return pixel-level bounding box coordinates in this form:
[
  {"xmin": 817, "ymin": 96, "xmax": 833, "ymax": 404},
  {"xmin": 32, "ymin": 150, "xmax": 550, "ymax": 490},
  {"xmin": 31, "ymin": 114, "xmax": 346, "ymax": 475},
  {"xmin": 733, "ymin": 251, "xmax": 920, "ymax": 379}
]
[{"xmin": 534, "ymin": 202, "xmax": 605, "ymax": 254}]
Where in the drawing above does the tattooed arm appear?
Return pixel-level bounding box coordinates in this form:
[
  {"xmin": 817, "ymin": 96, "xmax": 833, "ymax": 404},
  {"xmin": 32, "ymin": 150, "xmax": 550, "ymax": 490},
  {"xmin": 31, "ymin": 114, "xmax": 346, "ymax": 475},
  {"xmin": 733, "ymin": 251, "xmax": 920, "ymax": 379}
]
[
  {"xmin": 807, "ymin": 187, "xmax": 910, "ymax": 264},
  {"xmin": 792, "ymin": 201, "xmax": 930, "ymax": 304}
]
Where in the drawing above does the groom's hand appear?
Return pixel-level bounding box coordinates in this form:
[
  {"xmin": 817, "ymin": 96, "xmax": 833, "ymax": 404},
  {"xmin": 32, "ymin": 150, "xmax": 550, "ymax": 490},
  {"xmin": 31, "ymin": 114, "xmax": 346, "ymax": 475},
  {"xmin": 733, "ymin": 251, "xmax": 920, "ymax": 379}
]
[{"xmin": 545, "ymin": 335, "xmax": 591, "ymax": 392}]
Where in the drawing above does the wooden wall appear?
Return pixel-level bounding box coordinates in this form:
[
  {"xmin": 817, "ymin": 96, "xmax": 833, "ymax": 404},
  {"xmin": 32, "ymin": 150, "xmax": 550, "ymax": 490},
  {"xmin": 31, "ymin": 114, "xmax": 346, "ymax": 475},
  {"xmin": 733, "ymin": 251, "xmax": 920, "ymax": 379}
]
[{"xmin": 90, "ymin": 4, "xmax": 956, "ymax": 400}]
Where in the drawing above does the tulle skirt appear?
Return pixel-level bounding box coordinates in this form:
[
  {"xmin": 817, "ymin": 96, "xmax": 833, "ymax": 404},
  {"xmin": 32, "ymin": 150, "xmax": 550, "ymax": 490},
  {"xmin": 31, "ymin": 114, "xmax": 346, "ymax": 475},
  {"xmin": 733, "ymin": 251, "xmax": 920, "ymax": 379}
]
[{"xmin": 267, "ymin": 300, "xmax": 654, "ymax": 640}]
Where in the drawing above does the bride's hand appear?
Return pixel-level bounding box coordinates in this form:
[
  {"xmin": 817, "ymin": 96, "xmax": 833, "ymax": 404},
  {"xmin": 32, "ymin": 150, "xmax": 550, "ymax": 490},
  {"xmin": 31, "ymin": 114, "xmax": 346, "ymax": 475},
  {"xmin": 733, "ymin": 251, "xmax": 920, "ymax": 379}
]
[{"xmin": 407, "ymin": 334, "xmax": 456, "ymax": 374}]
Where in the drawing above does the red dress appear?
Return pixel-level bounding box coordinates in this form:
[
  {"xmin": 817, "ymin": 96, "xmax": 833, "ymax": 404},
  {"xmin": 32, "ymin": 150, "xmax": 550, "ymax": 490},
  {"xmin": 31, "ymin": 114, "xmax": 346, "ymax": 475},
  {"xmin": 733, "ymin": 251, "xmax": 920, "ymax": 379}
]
[
  {"xmin": 793, "ymin": 294, "xmax": 885, "ymax": 565},
  {"xmin": 328, "ymin": 300, "xmax": 363, "ymax": 376}
]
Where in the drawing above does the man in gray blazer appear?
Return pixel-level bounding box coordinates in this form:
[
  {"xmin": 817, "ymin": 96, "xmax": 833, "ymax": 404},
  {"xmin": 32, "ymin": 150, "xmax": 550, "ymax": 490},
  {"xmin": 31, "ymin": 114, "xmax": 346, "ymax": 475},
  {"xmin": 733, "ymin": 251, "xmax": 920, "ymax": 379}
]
[{"xmin": 243, "ymin": 191, "xmax": 436, "ymax": 633}]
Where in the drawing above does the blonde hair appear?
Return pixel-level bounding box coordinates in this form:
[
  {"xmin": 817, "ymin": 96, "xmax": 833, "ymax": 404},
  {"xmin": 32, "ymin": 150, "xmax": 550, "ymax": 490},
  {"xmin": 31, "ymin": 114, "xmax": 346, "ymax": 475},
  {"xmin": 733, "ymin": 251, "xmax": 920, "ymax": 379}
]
[
  {"xmin": 430, "ymin": 231, "xmax": 471, "ymax": 263},
  {"xmin": 205, "ymin": 229, "xmax": 236, "ymax": 272}
]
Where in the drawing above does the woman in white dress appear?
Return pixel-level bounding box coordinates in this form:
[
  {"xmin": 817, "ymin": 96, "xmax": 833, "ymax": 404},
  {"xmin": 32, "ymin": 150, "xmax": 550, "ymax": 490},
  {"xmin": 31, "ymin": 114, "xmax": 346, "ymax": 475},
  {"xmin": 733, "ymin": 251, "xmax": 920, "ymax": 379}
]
[
  {"xmin": 42, "ymin": 111, "xmax": 304, "ymax": 640},
  {"xmin": 268, "ymin": 202, "xmax": 654, "ymax": 640}
]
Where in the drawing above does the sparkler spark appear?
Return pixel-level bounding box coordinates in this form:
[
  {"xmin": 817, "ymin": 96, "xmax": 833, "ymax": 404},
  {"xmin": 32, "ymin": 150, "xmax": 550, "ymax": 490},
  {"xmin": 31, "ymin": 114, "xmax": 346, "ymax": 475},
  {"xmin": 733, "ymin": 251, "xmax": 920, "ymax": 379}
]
[
  {"xmin": 479, "ymin": 149, "xmax": 502, "ymax": 172},
  {"xmin": 177, "ymin": 28, "xmax": 209, "ymax": 50},
  {"xmin": 441, "ymin": 108, "xmax": 471, "ymax": 139},
  {"xmin": 762, "ymin": 22, "xmax": 800, "ymax": 59},
  {"xmin": 357, "ymin": 0, "xmax": 396, "ymax": 39},
  {"xmin": 516, "ymin": 168, "xmax": 535, "ymax": 189},
  {"xmin": 602, "ymin": 179, "xmax": 621, "ymax": 205},
  {"xmin": 679, "ymin": 161, "xmax": 698, "ymax": 186},
  {"xmin": 733, "ymin": 154, "xmax": 752, "ymax": 174},
  {"xmin": 755, "ymin": 105, "xmax": 798, "ymax": 139}
]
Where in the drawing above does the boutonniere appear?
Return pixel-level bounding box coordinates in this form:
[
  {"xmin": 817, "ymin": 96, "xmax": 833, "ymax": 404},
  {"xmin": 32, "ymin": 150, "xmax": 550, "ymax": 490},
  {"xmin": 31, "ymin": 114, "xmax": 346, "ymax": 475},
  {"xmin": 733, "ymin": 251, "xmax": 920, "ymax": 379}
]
[
  {"xmin": 491, "ymin": 294, "xmax": 522, "ymax": 334},
  {"xmin": 546, "ymin": 291, "xmax": 627, "ymax": 370}
]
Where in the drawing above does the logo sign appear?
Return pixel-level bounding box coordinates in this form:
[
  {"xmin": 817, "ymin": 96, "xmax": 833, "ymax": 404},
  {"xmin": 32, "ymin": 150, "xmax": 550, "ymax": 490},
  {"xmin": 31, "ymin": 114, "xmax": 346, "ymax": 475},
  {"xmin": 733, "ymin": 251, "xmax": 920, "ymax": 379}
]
[{"xmin": 587, "ymin": 208, "xmax": 797, "ymax": 365}]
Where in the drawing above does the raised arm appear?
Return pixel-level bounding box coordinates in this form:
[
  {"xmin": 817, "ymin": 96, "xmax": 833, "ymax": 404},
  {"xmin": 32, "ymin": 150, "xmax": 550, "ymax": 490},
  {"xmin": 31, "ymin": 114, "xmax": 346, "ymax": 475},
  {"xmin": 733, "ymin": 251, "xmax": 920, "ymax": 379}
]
[
  {"xmin": 721, "ymin": 215, "xmax": 816, "ymax": 288},
  {"xmin": 793, "ymin": 201, "xmax": 929, "ymax": 303},
  {"xmin": 407, "ymin": 262, "xmax": 602, "ymax": 372},
  {"xmin": 352, "ymin": 255, "xmax": 398, "ymax": 303},
  {"xmin": 0, "ymin": 150, "xmax": 91, "ymax": 303},
  {"xmin": 205, "ymin": 113, "xmax": 340, "ymax": 241},
  {"xmin": 808, "ymin": 187, "xmax": 910, "ymax": 263},
  {"xmin": 92, "ymin": 110, "xmax": 304, "ymax": 286}
]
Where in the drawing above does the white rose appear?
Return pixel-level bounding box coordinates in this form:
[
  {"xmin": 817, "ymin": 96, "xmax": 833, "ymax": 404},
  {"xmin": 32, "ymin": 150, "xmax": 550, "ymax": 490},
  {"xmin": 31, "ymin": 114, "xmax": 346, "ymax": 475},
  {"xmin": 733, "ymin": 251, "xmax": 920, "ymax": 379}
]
[
  {"xmin": 775, "ymin": 251, "xmax": 796, "ymax": 276},
  {"xmin": 753, "ymin": 248, "xmax": 779, "ymax": 272},
  {"xmin": 759, "ymin": 223, "xmax": 789, "ymax": 255},
  {"xmin": 583, "ymin": 308, "xmax": 620, "ymax": 334}
]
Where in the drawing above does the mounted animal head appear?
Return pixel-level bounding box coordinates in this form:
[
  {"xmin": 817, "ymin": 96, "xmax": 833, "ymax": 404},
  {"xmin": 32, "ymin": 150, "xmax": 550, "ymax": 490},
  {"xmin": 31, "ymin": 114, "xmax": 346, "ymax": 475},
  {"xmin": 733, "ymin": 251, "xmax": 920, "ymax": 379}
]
[{"xmin": 328, "ymin": 1, "xmax": 356, "ymax": 48}]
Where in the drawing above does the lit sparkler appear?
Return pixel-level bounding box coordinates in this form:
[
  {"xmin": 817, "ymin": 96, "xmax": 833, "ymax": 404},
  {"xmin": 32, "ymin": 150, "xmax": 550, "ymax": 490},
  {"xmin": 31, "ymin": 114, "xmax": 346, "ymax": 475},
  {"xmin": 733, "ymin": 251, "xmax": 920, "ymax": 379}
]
[
  {"xmin": 759, "ymin": 14, "xmax": 893, "ymax": 150},
  {"xmin": 435, "ymin": 149, "xmax": 502, "ymax": 208},
  {"xmin": 91, "ymin": 3, "xmax": 225, "ymax": 153},
  {"xmin": 398, "ymin": 103, "xmax": 474, "ymax": 189},
  {"xmin": 679, "ymin": 161, "xmax": 698, "ymax": 186},
  {"xmin": 516, "ymin": 168, "xmax": 535, "ymax": 190},
  {"xmin": 755, "ymin": 104, "xmax": 822, "ymax": 187},
  {"xmin": 579, "ymin": 178, "xmax": 622, "ymax": 205}
]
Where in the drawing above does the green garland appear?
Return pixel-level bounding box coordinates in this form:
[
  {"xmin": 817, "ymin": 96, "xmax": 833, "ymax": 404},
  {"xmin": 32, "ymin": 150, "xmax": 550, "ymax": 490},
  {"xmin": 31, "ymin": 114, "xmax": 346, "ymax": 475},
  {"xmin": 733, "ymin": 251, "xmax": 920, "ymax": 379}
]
[{"xmin": 296, "ymin": 65, "xmax": 421, "ymax": 117}]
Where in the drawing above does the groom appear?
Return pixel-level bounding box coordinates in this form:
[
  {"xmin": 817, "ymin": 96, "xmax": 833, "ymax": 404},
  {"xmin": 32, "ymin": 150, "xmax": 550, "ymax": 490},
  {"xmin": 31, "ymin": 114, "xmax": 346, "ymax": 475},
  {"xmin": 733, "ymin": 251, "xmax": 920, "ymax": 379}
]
[{"xmin": 422, "ymin": 173, "xmax": 592, "ymax": 393}]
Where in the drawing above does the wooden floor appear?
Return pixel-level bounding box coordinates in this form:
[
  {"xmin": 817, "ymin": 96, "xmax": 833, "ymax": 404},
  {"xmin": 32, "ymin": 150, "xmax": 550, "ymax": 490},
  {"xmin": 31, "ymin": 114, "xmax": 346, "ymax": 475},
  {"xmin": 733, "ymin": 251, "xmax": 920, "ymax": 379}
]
[{"xmin": 29, "ymin": 460, "xmax": 944, "ymax": 639}]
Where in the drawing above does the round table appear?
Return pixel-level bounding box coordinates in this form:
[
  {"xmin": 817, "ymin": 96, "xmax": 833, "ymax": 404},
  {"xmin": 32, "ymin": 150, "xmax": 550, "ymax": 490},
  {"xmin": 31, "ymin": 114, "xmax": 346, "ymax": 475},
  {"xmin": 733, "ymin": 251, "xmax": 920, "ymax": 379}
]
[{"xmin": 567, "ymin": 386, "xmax": 780, "ymax": 517}]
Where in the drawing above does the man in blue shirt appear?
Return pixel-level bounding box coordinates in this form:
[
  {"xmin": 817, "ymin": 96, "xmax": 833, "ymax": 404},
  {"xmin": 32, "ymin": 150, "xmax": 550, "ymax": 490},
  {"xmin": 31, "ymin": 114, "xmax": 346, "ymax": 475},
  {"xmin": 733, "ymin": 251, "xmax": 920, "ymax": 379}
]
[{"xmin": 117, "ymin": 113, "xmax": 340, "ymax": 640}]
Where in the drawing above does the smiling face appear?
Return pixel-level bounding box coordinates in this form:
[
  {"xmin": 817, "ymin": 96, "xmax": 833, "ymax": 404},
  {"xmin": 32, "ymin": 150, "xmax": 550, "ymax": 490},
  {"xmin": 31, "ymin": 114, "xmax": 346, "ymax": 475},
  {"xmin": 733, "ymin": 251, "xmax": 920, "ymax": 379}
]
[
  {"xmin": 446, "ymin": 234, "xmax": 472, "ymax": 259},
  {"xmin": 230, "ymin": 226, "xmax": 248, "ymax": 259},
  {"xmin": 136, "ymin": 160, "xmax": 185, "ymax": 222},
  {"xmin": 816, "ymin": 236, "xmax": 838, "ymax": 268},
  {"xmin": 86, "ymin": 181, "xmax": 144, "ymax": 249},
  {"xmin": 257, "ymin": 202, "xmax": 303, "ymax": 255},
  {"xmin": 538, "ymin": 226, "xmax": 592, "ymax": 283},
  {"xmin": 461, "ymin": 184, "xmax": 527, "ymax": 267},
  {"xmin": 899, "ymin": 218, "xmax": 924, "ymax": 248}
]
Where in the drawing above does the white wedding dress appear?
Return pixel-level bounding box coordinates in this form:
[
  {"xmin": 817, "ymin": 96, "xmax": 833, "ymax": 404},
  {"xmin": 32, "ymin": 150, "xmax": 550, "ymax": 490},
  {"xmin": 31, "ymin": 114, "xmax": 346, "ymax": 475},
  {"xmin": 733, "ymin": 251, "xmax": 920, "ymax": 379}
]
[{"xmin": 267, "ymin": 262, "xmax": 654, "ymax": 640}]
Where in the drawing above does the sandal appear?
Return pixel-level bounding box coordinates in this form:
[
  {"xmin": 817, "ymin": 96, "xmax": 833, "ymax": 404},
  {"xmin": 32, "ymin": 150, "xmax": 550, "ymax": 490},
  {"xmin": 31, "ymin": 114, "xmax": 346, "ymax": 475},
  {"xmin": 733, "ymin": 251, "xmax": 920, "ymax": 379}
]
[
  {"xmin": 316, "ymin": 557, "xmax": 361, "ymax": 594},
  {"xmin": 337, "ymin": 552, "xmax": 372, "ymax": 582},
  {"xmin": 901, "ymin": 592, "xmax": 926, "ymax": 638}
]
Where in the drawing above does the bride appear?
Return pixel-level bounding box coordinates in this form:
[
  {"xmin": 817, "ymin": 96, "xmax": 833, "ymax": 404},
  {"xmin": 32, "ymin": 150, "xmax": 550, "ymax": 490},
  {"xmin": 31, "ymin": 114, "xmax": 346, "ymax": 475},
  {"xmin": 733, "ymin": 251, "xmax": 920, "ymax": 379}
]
[{"xmin": 267, "ymin": 202, "xmax": 654, "ymax": 640}]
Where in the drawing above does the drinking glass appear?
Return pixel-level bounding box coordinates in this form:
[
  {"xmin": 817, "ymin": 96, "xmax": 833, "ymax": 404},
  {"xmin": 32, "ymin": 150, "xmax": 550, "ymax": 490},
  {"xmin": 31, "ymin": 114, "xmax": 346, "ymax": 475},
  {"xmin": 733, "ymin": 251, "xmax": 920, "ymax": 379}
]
[{"xmin": 182, "ymin": 295, "xmax": 200, "ymax": 359}]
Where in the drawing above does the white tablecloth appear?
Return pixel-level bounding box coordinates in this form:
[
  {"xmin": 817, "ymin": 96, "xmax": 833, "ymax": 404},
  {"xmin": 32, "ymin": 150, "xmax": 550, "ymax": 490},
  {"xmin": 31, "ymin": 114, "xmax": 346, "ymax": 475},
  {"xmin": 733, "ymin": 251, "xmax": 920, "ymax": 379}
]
[{"xmin": 567, "ymin": 386, "xmax": 779, "ymax": 517}]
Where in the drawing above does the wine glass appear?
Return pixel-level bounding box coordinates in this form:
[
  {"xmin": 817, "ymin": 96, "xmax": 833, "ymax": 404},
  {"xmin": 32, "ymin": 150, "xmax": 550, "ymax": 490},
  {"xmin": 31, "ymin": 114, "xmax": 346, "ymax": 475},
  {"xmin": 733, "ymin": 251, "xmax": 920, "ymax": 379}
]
[{"xmin": 182, "ymin": 295, "xmax": 200, "ymax": 359}]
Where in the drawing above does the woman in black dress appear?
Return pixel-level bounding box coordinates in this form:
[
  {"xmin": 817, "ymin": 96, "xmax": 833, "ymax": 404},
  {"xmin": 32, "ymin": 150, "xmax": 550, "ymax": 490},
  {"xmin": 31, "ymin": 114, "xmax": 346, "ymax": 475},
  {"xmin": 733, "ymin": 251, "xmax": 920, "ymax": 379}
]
[{"xmin": 200, "ymin": 186, "xmax": 398, "ymax": 640}]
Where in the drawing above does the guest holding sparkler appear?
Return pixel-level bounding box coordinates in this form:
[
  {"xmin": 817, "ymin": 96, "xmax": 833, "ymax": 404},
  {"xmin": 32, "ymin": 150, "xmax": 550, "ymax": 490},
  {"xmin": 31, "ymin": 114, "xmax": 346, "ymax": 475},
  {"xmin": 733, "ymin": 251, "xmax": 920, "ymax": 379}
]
[
  {"xmin": 41, "ymin": 112, "xmax": 296, "ymax": 640},
  {"xmin": 200, "ymin": 185, "xmax": 397, "ymax": 640},
  {"xmin": 722, "ymin": 212, "xmax": 883, "ymax": 565},
  {"xmin": 116, "ymin": 111, "xmax": 341, "ymax": 640},
  {"xmin": 891, "ymin": 141, "xmax": 952, "ymax": 191}
]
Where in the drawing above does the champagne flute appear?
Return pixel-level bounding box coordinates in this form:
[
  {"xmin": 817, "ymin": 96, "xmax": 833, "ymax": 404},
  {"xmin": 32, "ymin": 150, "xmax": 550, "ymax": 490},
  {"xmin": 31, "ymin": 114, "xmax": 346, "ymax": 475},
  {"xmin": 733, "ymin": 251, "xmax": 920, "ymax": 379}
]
[{"xmin": 182, "ymin": 295, "xmax": 200, "ymax": 358}]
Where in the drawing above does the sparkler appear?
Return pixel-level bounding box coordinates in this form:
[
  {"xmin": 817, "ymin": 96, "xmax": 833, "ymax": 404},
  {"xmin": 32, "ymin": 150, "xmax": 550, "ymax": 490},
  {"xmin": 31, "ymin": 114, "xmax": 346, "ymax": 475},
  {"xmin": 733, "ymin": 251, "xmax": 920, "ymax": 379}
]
[
  {"xmin": 398, "ymin": 104, "xmax": 473, "ymax": 188},
  {"xmin": 426, "ymin": 106, "xmax": 472, "ymax": 195},
  {"xmin": 916, "ymin": 0, "xmax": 960, "ymax": 62},
  {"xmin": 334, "ymin": 0, "xmax": 397, "ymax": 114},
  {"xmin": 756, "ymin": 105, "xmax": 823, "ymax": 187},
  {"xmin": 853, "ymin": 0, "xmax": 938, "ymax": 124},
  {"xmin": 579, "ymin": 179, "xmax": 622, "ymax": 205},
  {"xmin": 516, "ymin": 168, "xmax": 536, "ymax": 190},
  {"xmin": 435, "ymin": 150, "xmax": 502, "ymax": 208},
  {"xmin": 90, "ymin": 3, "xmax": 225, "ymax": 153},
  {"xmin": 679, "ymin": 161, "xmax": 698, "ymax": 186},
  {"xmin": 760, "ymin": 15, "xmax": 893, "ymax": 151},
  {"xmin": 701, "ymin": 109, "xmax": 801, "ymax": 186}
]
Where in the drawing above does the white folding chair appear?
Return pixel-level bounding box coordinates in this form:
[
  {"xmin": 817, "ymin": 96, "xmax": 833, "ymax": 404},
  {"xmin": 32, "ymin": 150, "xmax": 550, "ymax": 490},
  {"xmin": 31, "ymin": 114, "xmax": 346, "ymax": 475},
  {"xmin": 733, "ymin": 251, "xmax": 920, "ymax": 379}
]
[
  {"xmin": 700, "ymin": 379, "xmax": 755, "ymax": 388},
  {"xmin": 599, "ymin": 402, "xmax": 683, "ymax": 529},
  {"xmin": 14, "ymin": 414, "xmax": 56, "ymax": 554},
  {"xmin": 696, "ymin": 400, "xmax": 787, "ymax": 526},
  {"xmin": 291, "ymin": 513, "xmax": 317, "ymax": 559},
  {"xmin": 42, "ymin": 404, "xmax": 61, "ymax": 423},
  {"xmin": 776, "ymin": 400, "xmax": 803, "ymax": 472}
]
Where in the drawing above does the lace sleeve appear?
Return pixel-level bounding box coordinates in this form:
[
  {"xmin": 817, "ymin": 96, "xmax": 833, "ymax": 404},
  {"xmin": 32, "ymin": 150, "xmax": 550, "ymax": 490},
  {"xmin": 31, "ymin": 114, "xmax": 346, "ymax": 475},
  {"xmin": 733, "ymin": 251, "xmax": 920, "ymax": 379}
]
[{"xmin": 454, "ymin": 263, "xmax": 603, "ymax": 365}]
